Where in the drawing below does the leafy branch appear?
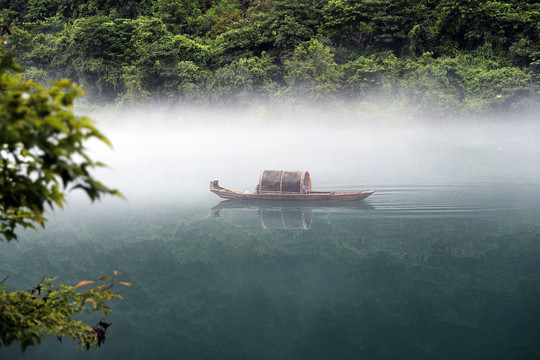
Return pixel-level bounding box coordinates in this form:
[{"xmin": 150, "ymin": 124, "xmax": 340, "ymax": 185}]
[
  {"xmin": 0, "ymin": 50, "xmax": 128, "ymax": 352},
  {"xmin": 0, "ymin": 272, "xmax": 131, "ymax": 351},
  {"xmin": 0, "ymin": 48, "xmax": 122, "ymax": 242}
]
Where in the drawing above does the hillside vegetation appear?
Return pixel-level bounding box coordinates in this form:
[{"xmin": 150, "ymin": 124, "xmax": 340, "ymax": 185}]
[{"xmin": 2, "ymin": 0, "xmax": 539, "ymax": 116}]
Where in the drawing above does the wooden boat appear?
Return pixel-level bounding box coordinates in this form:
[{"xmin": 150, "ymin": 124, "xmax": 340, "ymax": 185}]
[
  {"xmin": 210, "ymin": 170, "xmax": 374, "ymax": 202},
  {"xmin": 211, "ymin": 199, "xmax": 375, "ymax": 212}
]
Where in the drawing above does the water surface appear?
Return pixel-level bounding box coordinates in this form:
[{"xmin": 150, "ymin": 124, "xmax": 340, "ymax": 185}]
[{"xmin": 1, "ymin": 114, "xmax": 539, "ymax": 359}]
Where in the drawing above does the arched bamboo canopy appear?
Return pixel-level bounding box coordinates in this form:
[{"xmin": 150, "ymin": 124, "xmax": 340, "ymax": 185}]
[{"xmin": 258, "ymin": 170, "xmax": 312, "ymax": 194}]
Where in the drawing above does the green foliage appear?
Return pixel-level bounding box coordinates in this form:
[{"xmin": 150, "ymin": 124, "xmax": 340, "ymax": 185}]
[
  {"xmin": 2, "ymin": 26, "xmax": 33, "ymax": 63},
  {"xmin": 132, "ymin": 30, "xmax": 212, "ymax": 99},
  {"xmin": 435, "ymin": 0, "xmax": 540, "ymax": 59},
  {"xmin": 410, "ymin": 52, "xmax": 535, "ymax": 114},
  {"xmin": 1, "ymin": 0, "xmax": 538, "ymax": 114},
  {"xmin": 0, "ymin": 50, "xmax": 120, "ymax": 242},
  {"xmin": 152, "ymin": 0, "xmax": 202, "ymax": 33},
  {"xmin": 116, "ymin": 65, "xmax": 150, "ymax": 106},
  {"xmin": 207, "ymin": 52, "xmax": 280, "ymax": 103},
  {"xmin": 205, "ymin": 0, "xmax": 244, "ymax": 38},
  {"xmin": 23, "ymin": 0, "xmax": 61, "ymax": 22},
  {"xmin": 215, "ymin": 22, "xmax": 273, "ymax": 63},
  {"xmin": 283, "ymin": 39, "xmax": 342, "ymax": 100},
  {"xmin": 20, "ymin": 66, "xmax": 50, "ymax": 85},
  {"xmin": 60, "ymin": 16, "xmax": 137, "ymax": 99},
  {"xmin": 56, "ymin": 0, "xmax": 150, "ymax": 19},
  {"xmin": 265, "ymin": 0, "xmax": 321, "ymax": 50},
  {"xmin": 0, "ymin": 50, "xmax": 127, "ymax": 353},
  {"xmin": 322, "ymin": 0, "xmax": 432, "ymax": 55},
  {"xmin": 173, "ymin": 61, "xmax": 207, "ymax": 100},
  {"xmin": 341, "ymin": 52, "xmax": 401, "ymax": 94},
  {"xmin": 340, "ymin": 50, "xmax": 536, "ymax": 115},
  {"xmin": 0, "ymin": 274, "xmax": 131, "ymax": 351}
]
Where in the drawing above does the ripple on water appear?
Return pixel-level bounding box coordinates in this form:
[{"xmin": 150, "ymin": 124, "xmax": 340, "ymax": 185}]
[{"xmin": 353, "ymin": 183, "xmax": 540, "ymax": 218}]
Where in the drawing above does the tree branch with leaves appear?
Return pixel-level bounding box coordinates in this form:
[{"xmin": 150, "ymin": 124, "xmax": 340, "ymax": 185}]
[
  {"xmin": 0, "ymin": 47, "xmax": 127, "ymax": 352},
  {"xmin": 0, "ymin": 273, "xmax": 131, "ymax": 351},
  {"xmin": 0, "ymin": 49, "xmax": 122, "ymax": 242}
]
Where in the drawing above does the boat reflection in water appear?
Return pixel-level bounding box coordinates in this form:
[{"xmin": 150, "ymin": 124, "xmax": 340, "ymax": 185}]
[
  {"xmin": 259, "ymin": 206, "xmax": 312, "ymax": 229},
  {"xmin": 211, "ymin": 200, "xmax": 374, "ymax": 230}
]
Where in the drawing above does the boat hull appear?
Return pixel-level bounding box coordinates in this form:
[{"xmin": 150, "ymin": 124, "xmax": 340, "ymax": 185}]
[{"xmin": 210, "ymin": 181, "xmax": 374, "ymax": 202}]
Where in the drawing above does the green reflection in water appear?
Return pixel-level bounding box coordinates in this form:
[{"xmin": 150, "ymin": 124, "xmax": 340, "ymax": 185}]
[{"xmin": 1, "ymin": 197, "xmax": 540, "ymax": 360}]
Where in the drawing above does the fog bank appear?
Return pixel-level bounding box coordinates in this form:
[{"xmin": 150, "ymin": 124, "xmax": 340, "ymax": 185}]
[{"xmin": 73, "ymin": 105, "xmax": 539, "ymax": 209}]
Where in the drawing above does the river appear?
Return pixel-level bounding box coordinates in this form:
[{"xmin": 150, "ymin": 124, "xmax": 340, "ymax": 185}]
[{"xmin": 2, "ymin": 109, "xmax": 539, "ymax": 359}]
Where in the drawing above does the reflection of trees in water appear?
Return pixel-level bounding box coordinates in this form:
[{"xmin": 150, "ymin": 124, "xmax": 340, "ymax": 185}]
[
  {"xmin": 160, "ymin": 212, "xmax": 540, "ymax": 358},
  {"xmin": 2, "ymin": 209, "xmax": 540, "ymax": 359},
  {"xmin": 202, "ymin": 211, "xmax": 540, "ymax": 358}
]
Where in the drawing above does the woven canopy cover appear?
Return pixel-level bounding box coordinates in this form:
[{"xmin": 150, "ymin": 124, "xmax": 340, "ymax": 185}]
[{"xmin": 258, "ymin": 170, "xmax": 312, "ymax": 193}]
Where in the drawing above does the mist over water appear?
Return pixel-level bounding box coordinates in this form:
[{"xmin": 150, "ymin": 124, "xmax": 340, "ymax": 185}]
[
  {"xmin": 3, "ymin": 104, "xmax": 540, "ymax": 360},
  {"xmin": 83, "ymin": 105, "xmax": 540, "ymax": 211}
]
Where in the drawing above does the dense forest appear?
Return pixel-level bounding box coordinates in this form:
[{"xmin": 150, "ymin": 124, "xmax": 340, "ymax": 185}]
[{"xmin": 1, "ymin": 0, "xmax": 539, "ymax": 115}]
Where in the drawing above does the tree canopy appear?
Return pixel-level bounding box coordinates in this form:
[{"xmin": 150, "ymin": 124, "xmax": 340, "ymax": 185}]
[{"xmin": 1, "ymin": 1, "xmax": 539, "ymax": 114}]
